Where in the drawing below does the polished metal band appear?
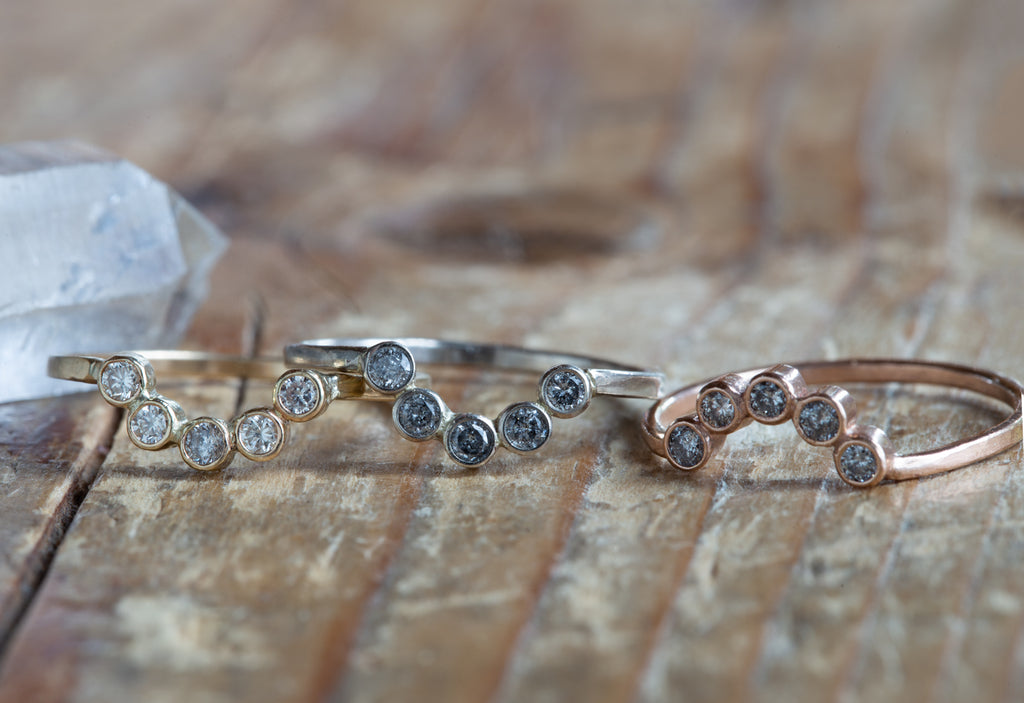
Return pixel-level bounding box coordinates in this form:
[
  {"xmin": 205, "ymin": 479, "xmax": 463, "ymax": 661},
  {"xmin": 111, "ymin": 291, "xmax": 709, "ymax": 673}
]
[
  {"xmin": 285, "ymin": 337, "xmax": 665, "ymax": 467},
  {"xmin": 48, "ymin": 351, "xmax": 367, "ymax": 471},
  {"xmin": 644, "ymin": 359, "xmax": 1024, "ymax": 487}
]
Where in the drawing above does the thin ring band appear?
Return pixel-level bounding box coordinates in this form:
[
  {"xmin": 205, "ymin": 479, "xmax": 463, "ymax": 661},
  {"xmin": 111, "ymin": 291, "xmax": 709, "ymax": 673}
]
[
  {"xmin": 47, "ymin": 351, "xmax": 369, "ymax": 471},
  {"xmin": 643, "ymin": 359, "xmax": 1024, "ymax": 487},
  {"xmin": 285, "ymin": 338, "xmax": 665, "ymax": 467}
]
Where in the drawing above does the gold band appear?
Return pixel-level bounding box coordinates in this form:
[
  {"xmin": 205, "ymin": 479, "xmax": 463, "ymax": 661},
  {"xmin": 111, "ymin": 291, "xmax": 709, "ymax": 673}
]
[
  {"xmin": 644, "ymin": 359, "xmax": 1024, "ymax": 487},
  {"xmin": 48, "ymin": 351, "xmax": 368, "ymax": 471}
]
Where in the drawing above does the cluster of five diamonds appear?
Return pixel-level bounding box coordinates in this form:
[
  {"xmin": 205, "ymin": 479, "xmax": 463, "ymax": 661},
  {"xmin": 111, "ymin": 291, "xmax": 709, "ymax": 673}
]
[
  {"xmin": 663, "ymin": 364, "xmax": 893, "ymax": 487},
  {"xmin": 97, "ymin": 353, "xmax": 311, "ymax": 471}
]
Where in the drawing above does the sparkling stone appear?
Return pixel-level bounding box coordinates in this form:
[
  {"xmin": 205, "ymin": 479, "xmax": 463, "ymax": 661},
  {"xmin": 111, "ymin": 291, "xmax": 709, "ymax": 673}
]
[
  {"xmin": 99, "ymin": 360, "xmax": 142, "ymax": 402},
  {"xmin": 749, "ymin": 381, "xmax": 787, "ymax": 420},
  {"xmin": 182, "ymin": 420, "xmax": 228, "ymax": 467},
  {"xmin": 129, "ymin": 402, "xmax": 169, "ymax": 446},
  {"xmin": 542, "ymin": 369, "xmax": 588, "ymax": 415},
  {"xmin": 237, "ymin": 413, "xmax": 281, "ymax": 456},
  {"xmin": 395, "ymin": 390, "xmax": 443, "ymax": 439},
  {"xmin": 840, "ymin": 444, "xmax": 878, "ymax": 484},
  {"xmin": 501, "ymin": 403, "xmax": 551, "ymax": 452},
  {"xmin": 699, "ymin": 391, "xmax": 735, "ymax": 429},
  {"xmin": 798, "ymin": 400, "xmax": 840, "ymax": 442},
  {"xmin": 667, "ymin": 425, "xmax": 705, "ymax": 468},
  {"xmin": 278, "ymin": 373, "xmax": 320, "ymax": 417},
  {"xmin": 1, "ymin": 141, "xmax": 227, "ymax": 403},
  {"xmin": 365, "ymin": 344, "xmax": 414, "ymax": 392},
  {"xmin": 446, "ymin": 415, "xmax": 496, "ymax": 466}
]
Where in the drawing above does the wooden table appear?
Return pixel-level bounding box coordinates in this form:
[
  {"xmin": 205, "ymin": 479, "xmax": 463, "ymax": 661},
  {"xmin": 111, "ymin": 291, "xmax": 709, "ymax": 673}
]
[{"xmin": 3, "ymin": 1, "xmax": 1024, "ymax": 701}]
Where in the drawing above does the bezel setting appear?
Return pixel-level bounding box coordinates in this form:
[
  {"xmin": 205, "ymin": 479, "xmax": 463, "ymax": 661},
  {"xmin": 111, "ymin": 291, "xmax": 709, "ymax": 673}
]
[
  {"xmin": 364, "ymin": 341, "xmax": 416, "ymax": 394},
  {"xmin": 539, "ymin": 364, "xmax": 593, "ymax": 419},
  {"xmin": 744, "ymin": 365, "xmax": 805, "ymax": 425},
  {"xmin": 664, "ymin": 415, "xmax": 716, "ymax": 471},
  {"xmin": 794, "ymin": 386, "xmax": 855, "ymax": 447},
  {"xmin": 127, "ymin": 398, "xmax": 180, "ymax": 450},
  {"xmin": 697, "ymin": 374, "xmax": 748, "ymax": 433},
  {"xmin": 234, "ymin": 408, "xmax": 288, "ymax": 462},
  {"xmin": 497, "ymin": 402, "xmax": 552, "ymax": 454},
  {"xmin": 393, "ymin": 388, "xmax": 448, "ymax": 441},
  {"xmin": 274, "ymin": 369, "xmax": 330, "ymax": 422},
  {"xmin": 97, "ymin": 355, "xmax": 152, "ymax": 406},
  {"xmin": 444, "ymin": 413, "xmax": 498, "ymax": 467},
  {"xmin": 179, "ymin": 417, "xmax": 234, "ymax": 471},
  {"xmin": 834, "ymin": 426, "xmax": 891, "ymax": 487}
]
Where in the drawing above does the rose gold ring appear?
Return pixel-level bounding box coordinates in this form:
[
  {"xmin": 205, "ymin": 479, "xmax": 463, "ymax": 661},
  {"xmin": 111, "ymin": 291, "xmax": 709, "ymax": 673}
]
[{"xmin": 642, "ymin": 359, "xmax": 1023, "ymax": 487}]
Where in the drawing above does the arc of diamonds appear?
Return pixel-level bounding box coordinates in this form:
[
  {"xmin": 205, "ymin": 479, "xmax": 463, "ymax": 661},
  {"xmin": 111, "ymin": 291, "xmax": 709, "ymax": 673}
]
[
  {"xmin": 350, "ymin": 342, "xmax": 600, "ymax": 468},
  {"xmin": 662, "ymin": 364, "xmax": 894, "ymax": 487},
  {"xmin": 95, "ymin": 352, "xmax": 361, "ymax": 471}
]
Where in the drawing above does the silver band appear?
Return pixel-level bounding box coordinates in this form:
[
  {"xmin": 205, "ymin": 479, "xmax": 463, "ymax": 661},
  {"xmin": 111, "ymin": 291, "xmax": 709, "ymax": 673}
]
[
  {"xmin": 284, "ymin": 337, "xmax": 664, "ymax": 467},
  {"xmin": 285, "ymin": 338, "xmax": 664, "ymax": 400}
]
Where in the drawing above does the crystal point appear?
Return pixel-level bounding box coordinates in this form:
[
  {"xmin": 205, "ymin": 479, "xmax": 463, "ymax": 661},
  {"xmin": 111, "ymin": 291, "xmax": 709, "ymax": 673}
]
[{"xmin": 0, "ymin": 141, "xmax": 228, "ymax": 402}]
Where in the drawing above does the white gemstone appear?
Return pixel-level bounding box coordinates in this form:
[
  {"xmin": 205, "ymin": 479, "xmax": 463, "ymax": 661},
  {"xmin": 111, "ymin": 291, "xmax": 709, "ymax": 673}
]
[
  {"xmin": 541, "ymin": 368, "xmax": 589, "ymax": 416},
  {"xmin": 182, "ymin": 420, "xmax": 228, "ymax": 467},
  {"xmin": 99, "ymin": 359, "xmax": 142, "ymax": 402},
  {"xmin": 128, "ymin": 402, "xmax": 170, "ymax": 446},
  {"xmin": 237, "ymin": 413, "xmax": 281, "ymax": 456},
  {"xmin": 366, "ymin": 344, "xmax": 414, "ymax": 393},
  {"xmin": 278, "ymin": 373, "xmax": 320, "ymax": 417}
]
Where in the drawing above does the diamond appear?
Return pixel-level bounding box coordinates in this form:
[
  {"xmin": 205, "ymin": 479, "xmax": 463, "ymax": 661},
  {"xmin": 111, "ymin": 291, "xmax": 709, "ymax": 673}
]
[
  {"xmin": 99, "ymin": 359, "xmax": 142, "ymax": 403},
  {"xmin": 667, "ymin": 424, "xmax": 705, "ymax": 468},
  {"xmin": 798, "ymin": 400, "xmax": 840, "ymax": 443},
  {"xmin": 237, "ymin": 412, "xmax": 282, "ymax": 457},
  {"xmin": 445, "ymin": 414, "xmax": 496, "ymax": 466},
  {"xmin": 541, "ymin": 367, "xmax": 589, "ymax": 416},
  {"xmin": 500, "ymin": 403, "xmax": 551, "ymax": 452},
  {"xmin": 840, "ymin": 443, "xmax": 878, "ymax": 484},
  {"xmin": 699, "ymin": 391, "xmax": 735, "ymax": 429},
  {"xmin": 277, "ymin": 372, "xmax": 321, "ymax": 418},
  {"xmin": 394, "ymin": 389, "xmax": 443, "ymax": 440},
  {"xmin": 128, "ymin": 401, "xmax": 170, "ymax": 447},
  {"xmin": 749, "ymin": 381, "xmax": 787, "ymax": 420},
  {"xmin": 182, "ymin": 420, "xmax": 229, "ymax": 468},
  {"xmin": 365, "ymin": 343, "xmax": 414, "ymax": 393}
]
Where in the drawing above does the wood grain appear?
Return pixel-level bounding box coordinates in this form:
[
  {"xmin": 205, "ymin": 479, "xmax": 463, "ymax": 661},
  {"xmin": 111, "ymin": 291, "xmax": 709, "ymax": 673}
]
[{"xmin": 2, "ymin": 0, "xmax": 1024, "ymax": 701}]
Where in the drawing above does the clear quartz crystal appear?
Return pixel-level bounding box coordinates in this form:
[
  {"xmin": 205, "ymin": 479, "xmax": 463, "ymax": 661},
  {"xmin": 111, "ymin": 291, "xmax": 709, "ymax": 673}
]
[{"xmin": 0, "ymin": 141, "xmax": 227, "ymax": 402}]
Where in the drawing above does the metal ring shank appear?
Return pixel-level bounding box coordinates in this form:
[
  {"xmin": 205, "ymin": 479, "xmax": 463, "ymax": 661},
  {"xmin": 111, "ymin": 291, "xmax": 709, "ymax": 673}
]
[
  {"xmin": 48, "ymin": 351, "xmax": 288, "ymax": 384},
  {"xmin": 286, "ymin": 337, "xmax": 664, "ymax": 399},
  {"xmin": 645, "ymin": 359, "xmax": 1024, "ymax": 481}
]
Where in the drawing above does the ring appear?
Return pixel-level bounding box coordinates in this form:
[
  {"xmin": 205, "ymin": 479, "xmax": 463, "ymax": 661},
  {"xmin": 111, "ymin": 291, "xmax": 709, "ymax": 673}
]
[
  {"xmin": 47, "ymin": 351, "xmax": 371, "ymax": 471},
  {"xmin": 642, "ymin": 359, "xmax": 1023, "ymax": 487},
  {"xmin": 285, "ymin": 338, "xmax": 665, "ymax": 467}
]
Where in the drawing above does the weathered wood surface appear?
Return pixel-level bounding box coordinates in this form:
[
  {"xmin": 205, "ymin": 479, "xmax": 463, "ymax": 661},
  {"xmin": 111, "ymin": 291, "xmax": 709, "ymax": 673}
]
[{"xmin": 3, "ymin": 0, "xmax": 1024, "ymax": 701}]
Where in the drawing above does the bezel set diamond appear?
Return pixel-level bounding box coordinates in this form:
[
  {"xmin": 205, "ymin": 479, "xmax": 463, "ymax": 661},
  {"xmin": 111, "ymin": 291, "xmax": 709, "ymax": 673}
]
[{"xmin": 663, "ymin": 364, "xmax": 893, "ymax": 487}]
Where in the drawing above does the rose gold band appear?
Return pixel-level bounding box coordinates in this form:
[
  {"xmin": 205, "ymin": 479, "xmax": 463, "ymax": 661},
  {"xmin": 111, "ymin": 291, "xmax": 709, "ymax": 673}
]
[{"xmin": 643, "ymin": 359, "xmax": 1024, "ymax": 487}]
